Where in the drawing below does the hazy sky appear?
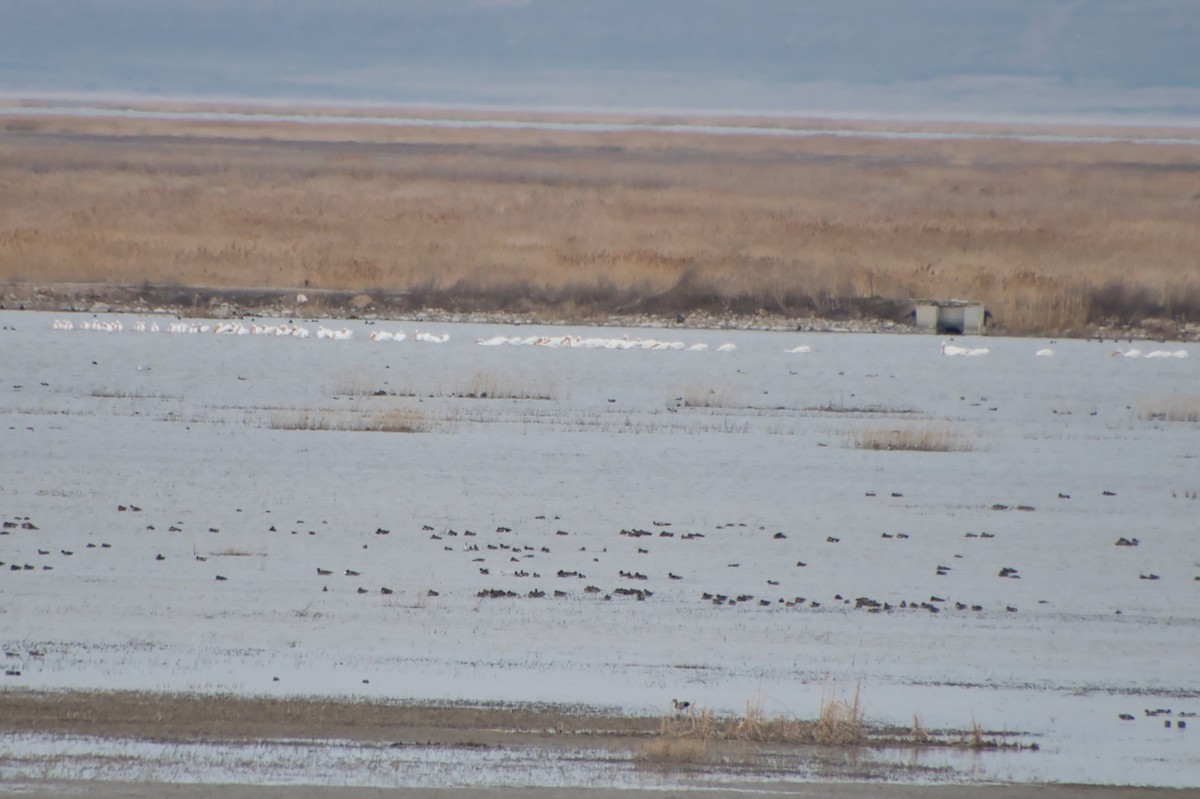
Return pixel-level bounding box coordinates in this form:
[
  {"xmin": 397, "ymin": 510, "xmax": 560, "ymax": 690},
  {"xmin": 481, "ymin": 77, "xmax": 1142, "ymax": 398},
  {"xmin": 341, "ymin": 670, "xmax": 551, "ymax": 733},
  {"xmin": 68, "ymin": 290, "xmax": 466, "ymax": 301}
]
[{"xmin": 2, "ymin": 1, "xmax": 1198, "ymax": 122}]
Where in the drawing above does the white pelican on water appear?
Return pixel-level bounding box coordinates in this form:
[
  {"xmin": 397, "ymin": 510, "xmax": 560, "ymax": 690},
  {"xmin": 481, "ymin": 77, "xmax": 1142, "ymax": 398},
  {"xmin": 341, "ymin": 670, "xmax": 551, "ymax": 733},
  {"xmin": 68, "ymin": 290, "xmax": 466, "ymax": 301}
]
[
  {"xmin": 1035, "ymin": 348, "xmax": 1055, "ymax": 357},
  {"xmin": 1146, "ymin": 349, "xmax": 1189, "ymax": 359},
  {"xmin": 785, "ymin": 345, "xmax": 813, "ymax": 354},
  {"xmin": 716, "ymin": 343, "xmax": 737, "ymax": 353},
  {"xmin": 415, "ymin": 331, "xmax": 450, "ymax": 343},
  {"xmin": 941, "ymin": 342, "xmax": 989, "ymax": 356}
]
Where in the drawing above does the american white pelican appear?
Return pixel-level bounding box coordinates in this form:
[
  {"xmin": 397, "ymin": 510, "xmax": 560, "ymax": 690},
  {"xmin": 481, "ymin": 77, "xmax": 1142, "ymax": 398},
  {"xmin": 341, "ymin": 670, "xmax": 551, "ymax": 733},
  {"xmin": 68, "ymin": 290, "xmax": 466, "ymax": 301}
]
[
  {"xmin": 785, "ymin": 345, "xmax": 813, "ymax": 354},
  {"xmin": 369, "ymin": 331, "xmax": 394, "ymax": 342},
  {"xmin": 415, "ymin": 331, "xmax": 449, "ymax": 343},
  {"xmin": 716, "ymin": 343, "xmax": 737, "ymax": 352},
  {"xmin": 941, "ymin": 342, "xmax": 989, "ymax": 356},
  {"xmin": 687, "ymin": 343, "xmax": 708, "ymax": 351},
  {"xmin": 1035, "ymin": 348, "xmax": 1054, "ymax": 357}
]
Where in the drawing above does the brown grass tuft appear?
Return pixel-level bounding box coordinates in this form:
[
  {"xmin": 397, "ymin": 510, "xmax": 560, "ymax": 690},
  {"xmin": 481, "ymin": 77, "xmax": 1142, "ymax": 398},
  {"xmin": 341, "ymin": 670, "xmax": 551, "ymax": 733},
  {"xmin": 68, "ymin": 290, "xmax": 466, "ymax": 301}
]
[
  {"xmin": 680, "ymin": 386, "xmax": 742, "ymax": 409},
  {"xmin": 458, "ymin": 372, "xmax": 554, "ymax": 401},
  {"xmin": 1140, "ymin": 395, "xmax": 1200, "ymax": 423},
  {"xmin": 911, "ymin": 714, "xmax": 929, "ymax": 744},
  {"xmin": 637, "ymin": 735, "xmax": 708, "ymax": 764},
  {"xmin": 654, "ymin": 688, "xmax": 865, "ymax": 747},
  {"xmin": 847, "ymin": 423, "xmax": 972, "ymax": 452},
  {"xmin": 815, "ymin": 685, "xmax": 865, "ymax": 745},
  {"xmin": 269, "ymin": 407, "xmax": 431, "ymax": 433}
]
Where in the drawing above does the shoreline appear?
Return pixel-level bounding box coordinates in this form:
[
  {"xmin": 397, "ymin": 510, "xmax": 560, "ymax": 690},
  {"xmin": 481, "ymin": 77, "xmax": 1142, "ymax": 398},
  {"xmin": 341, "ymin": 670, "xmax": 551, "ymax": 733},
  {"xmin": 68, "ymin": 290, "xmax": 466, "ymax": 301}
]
[{"xmin": 1, "ymin": 281, "xmax": 1186, "ymax": 341}]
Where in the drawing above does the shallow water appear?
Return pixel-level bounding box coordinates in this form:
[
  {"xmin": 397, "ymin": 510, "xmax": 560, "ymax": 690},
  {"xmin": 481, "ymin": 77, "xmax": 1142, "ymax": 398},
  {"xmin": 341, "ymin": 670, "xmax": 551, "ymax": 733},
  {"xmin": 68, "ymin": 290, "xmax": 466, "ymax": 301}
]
[{"xmin": 2, "ymin": 311, "xmax": 1198, "ymax": 787}]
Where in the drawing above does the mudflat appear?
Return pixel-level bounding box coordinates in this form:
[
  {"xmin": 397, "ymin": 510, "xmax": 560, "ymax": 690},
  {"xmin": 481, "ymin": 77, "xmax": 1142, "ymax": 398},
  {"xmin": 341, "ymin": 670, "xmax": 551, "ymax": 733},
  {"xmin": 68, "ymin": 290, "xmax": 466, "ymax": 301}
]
[{"xmin": 2, "ymin": 691, "xmax": 1196, "ymax": 798}]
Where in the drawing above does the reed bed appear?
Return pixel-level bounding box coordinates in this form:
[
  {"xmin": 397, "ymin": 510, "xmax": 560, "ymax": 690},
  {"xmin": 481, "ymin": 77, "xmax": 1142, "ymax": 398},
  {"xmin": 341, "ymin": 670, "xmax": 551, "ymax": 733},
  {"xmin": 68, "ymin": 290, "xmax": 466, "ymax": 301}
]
[{"xmin": 4, "ymin": 112, "xmax": 1200, "ymax": 334}]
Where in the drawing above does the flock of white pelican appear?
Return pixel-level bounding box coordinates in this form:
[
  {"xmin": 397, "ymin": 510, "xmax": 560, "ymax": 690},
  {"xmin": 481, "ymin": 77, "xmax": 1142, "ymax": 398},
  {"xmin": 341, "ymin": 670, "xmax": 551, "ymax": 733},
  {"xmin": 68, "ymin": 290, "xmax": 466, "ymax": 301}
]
[
  {"xmin": 46, "ymin": 320, "xmax": 1192, "ymax": 359},
  {"xmin": 474, "ymin": 334, "xmax": 734, "ymax": 351},
  {"xmin": 1109, "ymin": 347, "xmax": 1189, "ymax": 359},
  {"xmin": 50, "ymin": 319, "xmax": 440, "ymax": 342},
  {"xmin": 49, "ymin": 320, "xmax": 747, "ymax": 351},
  {"xmin": 53, "ymin": 319, "xmax": 316, "ymax": 337}
]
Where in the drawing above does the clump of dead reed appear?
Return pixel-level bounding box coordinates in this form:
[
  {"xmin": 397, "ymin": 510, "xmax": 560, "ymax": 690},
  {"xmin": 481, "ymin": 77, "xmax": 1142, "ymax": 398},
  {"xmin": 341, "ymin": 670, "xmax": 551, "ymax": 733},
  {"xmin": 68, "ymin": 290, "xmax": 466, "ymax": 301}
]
[
  {"xmin": 269, "ymin": 407, "xmax": 431, "ymax": 433},
  {"xmin": 846, "ymin": 423, "xmax": 972, "ymax": 452},
  {"xmin": 650, "ymin": 687, "xmax": 865, "ymax": 757},
  {"xmin": 457, "ymin": 372, "xmax": 553, "ymax": 401},
  {"xmin": 637, "ymin": 735, "xmax": 708, "ymax": 763},
  {"xmin": 680, "ymin": 386, "xmax": 742, "ymax": 409},
  {"xmin": 814, "ymin": 685, "xmax": 866, "ymax": 745},
  {"xmin": 1140, "ymin": 395, "xmax": 1200, "ymax": 423}
]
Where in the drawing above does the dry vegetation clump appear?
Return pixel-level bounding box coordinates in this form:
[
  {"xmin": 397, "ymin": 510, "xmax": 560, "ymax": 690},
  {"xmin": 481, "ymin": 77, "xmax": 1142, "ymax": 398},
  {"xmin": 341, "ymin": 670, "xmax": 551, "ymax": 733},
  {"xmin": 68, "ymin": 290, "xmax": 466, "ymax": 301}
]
[
  {"xmin": 808, "ymin": 402, "xmax": 919, "ymax": 415},
  {"xmin": 814, "ymin": 688, "xmax": 865, "ymax": 745},
  {"xmin": 458, "ymin": 372, "xmax": 553, "ymax": 400},
  {"xmin": 269, "ymin": 407, "xmax": 431, "ymax": 433},
  {"xmin": 680, "ymin": 386, "xmax": 742, "ymax": 409},
  {"xmin": 653, "ymin": 690, "xmax": 865, "ymax": 753},
  {"xmin": 384, "ymin": 372, "xmax": 554, "ymax": 400},
  {"xmin": 637, "ymin": 735, "xmax": 708, "ymax": 764},
  {"xmin": 330, "ymin": 372, "xmax": 384, "ymax": 397},
  {"xmin": 1140, "ymin": 395, "xmax": 1200, "ymax": 423},
  {"xmin": 847, "ymin": 423, "xmax": 973, "ymax": 452},
  {"xmin": 4, "ymin": 112, "xmax": 1200, "ymax": 334}
]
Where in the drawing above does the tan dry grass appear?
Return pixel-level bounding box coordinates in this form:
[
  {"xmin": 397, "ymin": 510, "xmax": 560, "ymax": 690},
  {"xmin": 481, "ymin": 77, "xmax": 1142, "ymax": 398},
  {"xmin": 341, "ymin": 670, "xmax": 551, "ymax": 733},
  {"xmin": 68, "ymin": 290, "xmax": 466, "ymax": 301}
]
[
  {"xmin": 815, "ymin": 686, "xmax": 865, "ymax": 745},
  {"xmin": 847, "ymin": 423, "xmax": 973, "ymax": 452},
  {"xmin": 1140, "ymin": 395, "xmax": 1200, "ymax": 423},
  {"xmin": 680, "ymin": 386, "xmax": 742, "ymax": 409},
  {"xmin": 269, "ymin": 407, "xmax": 431, "ymax": 433},
  {"xmin": 654, "ymin": 689, "xmax": 865, "ymax": 748},
  {"xmin": 637, "ymin": 735, "xmax": 708, "ymax": 764},
  {"xmin": 4, "ymin": 111, "xmax": 1200, "ymax": 333},
  {"xmin": 459, "ymin": 372, "xmax": 554, "ymax": 401}
]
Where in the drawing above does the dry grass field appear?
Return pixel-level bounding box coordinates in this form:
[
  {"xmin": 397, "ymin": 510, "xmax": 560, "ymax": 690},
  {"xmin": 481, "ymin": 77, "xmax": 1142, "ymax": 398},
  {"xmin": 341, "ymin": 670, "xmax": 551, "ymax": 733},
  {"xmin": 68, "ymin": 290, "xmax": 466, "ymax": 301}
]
[{"xmin": 2, "ymin": 109, "xmax": 1199, "ymax": 334}]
